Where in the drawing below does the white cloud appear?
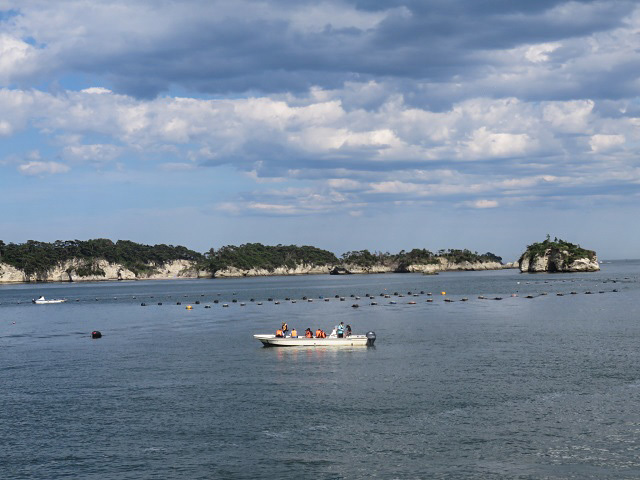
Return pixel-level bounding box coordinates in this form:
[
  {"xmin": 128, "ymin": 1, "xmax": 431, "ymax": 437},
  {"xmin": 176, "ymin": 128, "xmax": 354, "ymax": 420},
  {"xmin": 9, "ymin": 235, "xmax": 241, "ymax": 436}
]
[
  {"xmin": 81, "ymin": 87, "xmax": 112, "ymax": 95},
  {"xmin": 0, "ymin": 34, "xmax": 37, "ymax": 85},
  {"xmin": 465, "ymin": 127, "xmax": 535, "ymax": 158},
  {"xmin": 589, "ymin": 134, "xmax": 625, "ymax": 152},
  {"xmin": 543, "ymin": 100, "xmax": 594, "ymax": 133},
  {"xmin": 62, "ymin": 143, "xmax": 121, "ymax": 163},
  {"xmin": 525, "ymin": 43, "xmax": 561, "ymax": 63},
  {"xmin": 18, "ymin": 161, "xmax": 70, "ymax": 176},
  {"xmin": 471, "ymin": 199, "xmax": 499, "ymax": 209}
]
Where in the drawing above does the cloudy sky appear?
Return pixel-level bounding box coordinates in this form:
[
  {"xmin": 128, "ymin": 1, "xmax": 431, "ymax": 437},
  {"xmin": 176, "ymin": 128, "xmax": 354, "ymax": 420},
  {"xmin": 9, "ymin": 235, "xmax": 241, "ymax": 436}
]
[{"xmin": 1, "ymin": 0, "xmax": 639, "ymax": 260}]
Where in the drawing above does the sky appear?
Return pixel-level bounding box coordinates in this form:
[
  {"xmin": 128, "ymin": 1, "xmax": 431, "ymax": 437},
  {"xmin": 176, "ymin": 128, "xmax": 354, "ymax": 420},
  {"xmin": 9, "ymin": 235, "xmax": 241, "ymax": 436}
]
[{"xmin": 1, "ymin": 0, "xmax": 639, "ymax": 261}]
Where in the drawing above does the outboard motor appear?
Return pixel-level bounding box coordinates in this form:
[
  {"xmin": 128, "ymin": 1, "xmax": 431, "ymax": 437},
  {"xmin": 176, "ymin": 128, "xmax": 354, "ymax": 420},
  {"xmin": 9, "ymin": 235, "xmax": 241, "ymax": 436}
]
[
  {"xmin": 366, "ymin": 331, "xmax": 376, "ymax": 346},
  {"xmin": 91, "ymin": 331, "xmax": 102, "ymax": 339}
]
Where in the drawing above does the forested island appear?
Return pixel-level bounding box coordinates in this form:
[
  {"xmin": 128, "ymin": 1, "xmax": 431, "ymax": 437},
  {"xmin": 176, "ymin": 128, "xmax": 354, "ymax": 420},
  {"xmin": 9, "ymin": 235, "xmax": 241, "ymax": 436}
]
[
  {"xmin": 0, "ymin": 239, "xmax": 510, "ymax": 283},
  {"xmin": 518, "ymin": 236, "xmax": 599, "ymax": 272}
]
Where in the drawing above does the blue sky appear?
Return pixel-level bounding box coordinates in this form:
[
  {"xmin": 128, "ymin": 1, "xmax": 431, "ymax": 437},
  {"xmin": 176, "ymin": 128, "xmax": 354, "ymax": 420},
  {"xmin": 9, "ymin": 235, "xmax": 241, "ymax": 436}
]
[{"xmin": 1, "ymin": 0, "xmax": 639, "ymax": 261}]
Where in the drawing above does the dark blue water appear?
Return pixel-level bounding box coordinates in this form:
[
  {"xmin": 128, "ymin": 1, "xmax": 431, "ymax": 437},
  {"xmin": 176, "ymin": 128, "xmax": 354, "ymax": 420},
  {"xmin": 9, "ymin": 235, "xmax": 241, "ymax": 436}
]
[{"xmin": 2, "ymin": 262, "xmax": 640, "ymax": 479}]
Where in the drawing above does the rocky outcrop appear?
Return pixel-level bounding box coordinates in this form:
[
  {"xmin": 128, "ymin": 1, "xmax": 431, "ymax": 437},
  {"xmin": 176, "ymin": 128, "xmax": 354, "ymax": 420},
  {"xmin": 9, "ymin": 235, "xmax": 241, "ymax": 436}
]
[
  {"xmin": 329, "ymin": 266, "xmax": 351, "ymax": 275},
  {"xmin": 519, "ymin": 239, "xmax": 599, "ymax": 273}
]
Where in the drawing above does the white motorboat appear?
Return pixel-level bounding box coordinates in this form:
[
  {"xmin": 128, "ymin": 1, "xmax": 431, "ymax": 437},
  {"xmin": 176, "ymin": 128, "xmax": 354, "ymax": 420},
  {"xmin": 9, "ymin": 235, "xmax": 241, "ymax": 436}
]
[
  {"xmin": 254, "ymin": 331, "xmax": 376, "ymax": 347},
  {"xmin": 32, "ymin": 296, "xmax": 66, "ymax": 304}
]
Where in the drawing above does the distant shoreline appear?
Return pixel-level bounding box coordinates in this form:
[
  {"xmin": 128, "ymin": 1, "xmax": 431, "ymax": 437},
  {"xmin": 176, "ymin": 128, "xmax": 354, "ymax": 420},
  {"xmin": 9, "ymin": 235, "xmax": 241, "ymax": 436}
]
[{"xmin": 0, "ymin": 259, "xmax": 517, "ymax": 285}]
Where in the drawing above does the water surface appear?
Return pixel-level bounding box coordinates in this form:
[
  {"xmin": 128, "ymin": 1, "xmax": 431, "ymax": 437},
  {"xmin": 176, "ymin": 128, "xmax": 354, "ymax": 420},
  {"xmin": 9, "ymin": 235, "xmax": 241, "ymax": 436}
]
[{"xmin": 1, "ymin": 262, "xmax": 640, "ymax": 479}]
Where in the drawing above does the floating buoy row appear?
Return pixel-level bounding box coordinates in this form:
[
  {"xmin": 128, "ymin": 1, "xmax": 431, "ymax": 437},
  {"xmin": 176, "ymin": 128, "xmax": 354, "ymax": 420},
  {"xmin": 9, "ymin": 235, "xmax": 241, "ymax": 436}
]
[
  {"xmin": 135, "ymin": 287, "xmax": 621, "ymax": 310},
  {"xmin": 7, "ymin": 281, "xmax": 628, "ymax": 307}
]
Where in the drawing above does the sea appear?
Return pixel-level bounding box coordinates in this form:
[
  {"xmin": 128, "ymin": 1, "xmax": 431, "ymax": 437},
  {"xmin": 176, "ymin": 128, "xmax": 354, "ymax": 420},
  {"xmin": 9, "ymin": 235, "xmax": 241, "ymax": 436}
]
[{"xmin": 1, "ymin": 261, "xmax": 640, "ymax": 479}]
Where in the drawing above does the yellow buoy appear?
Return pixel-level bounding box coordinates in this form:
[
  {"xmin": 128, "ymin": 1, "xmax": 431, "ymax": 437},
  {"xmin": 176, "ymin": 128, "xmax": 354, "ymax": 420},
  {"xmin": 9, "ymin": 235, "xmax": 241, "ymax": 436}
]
[
  {"xmin": 186, "ymin": 305, "xmax": 193, "ymax": 310},
  {"xmin": 441, "ymin": 291, "xmax": 446, "ymax": 295}
]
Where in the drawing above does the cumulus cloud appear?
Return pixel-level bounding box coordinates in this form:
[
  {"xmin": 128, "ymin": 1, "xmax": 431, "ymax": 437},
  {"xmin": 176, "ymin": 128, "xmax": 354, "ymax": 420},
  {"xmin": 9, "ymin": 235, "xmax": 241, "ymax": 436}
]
[
  {"xmin": 0, "ymin": 0, "xmax": 636, "ymax": 101},
  {"xmin": 1, "ymin": 1, "xmax": 640, "ymax": 220},
  {"xmin": 0, "ymin": 82, "xmax": 638, "ymax": 212},
  {"xmin": 589, "ymin": 134, "xmax": 625, "ymax": 152}
]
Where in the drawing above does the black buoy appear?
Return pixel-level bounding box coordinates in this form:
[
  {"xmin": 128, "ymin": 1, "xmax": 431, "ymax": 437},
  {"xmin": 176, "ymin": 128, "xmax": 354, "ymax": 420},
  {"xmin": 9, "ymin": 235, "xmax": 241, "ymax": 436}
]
[
  {"xmin": 213, "ymin": 299, "xmax": 219, "ymax": 304},
  {"xmin": 91, "ymin": 331, "xmax": 102, "ymax": 339},
  {"xmin": 141, "ymin": 303, "xmax": 147, "ymax": 306},
  {"xmin": 352, "ymin": 304, "xmax": 359, "ymax": 308},
  {"xmin": 158, "ymin": 302, "xmax": 162, "ymax": 305},
  {"xmin": 232, "ymin": 299, "xmax": 237, "ymax": 303},
  {"xmin": 366, "ymin": 331, "xmax": 376, "ymax": 346},
  {"xmin": 195, "ymin": 300, "xmax": 200, "ymax": 304}
]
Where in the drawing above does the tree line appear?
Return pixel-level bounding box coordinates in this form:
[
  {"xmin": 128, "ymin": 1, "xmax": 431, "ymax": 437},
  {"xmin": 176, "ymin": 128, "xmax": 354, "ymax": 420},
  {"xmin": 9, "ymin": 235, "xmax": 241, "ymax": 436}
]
[
  {"xmin": 519, "ymin": 236, "xmax": 595, "ymax": 265},
  {"xmin": 0, "ymin": 239, "xmax": 504, "ymax": 277}
]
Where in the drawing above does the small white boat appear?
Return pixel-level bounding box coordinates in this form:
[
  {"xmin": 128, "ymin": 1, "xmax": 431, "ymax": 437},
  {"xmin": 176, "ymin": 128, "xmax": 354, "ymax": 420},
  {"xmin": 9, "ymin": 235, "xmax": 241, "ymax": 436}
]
[
  {"xmin": 32, "ymin": 296, "xmax": 66, "ymax": 304},
  {"xmin": 254, "ymin": 332, "xmax": 376, "ymax": 347}
]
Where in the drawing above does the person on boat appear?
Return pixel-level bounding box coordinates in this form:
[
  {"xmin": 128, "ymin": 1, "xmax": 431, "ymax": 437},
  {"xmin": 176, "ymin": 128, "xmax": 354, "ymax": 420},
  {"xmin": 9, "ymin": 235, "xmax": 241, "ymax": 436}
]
[
  {"xmin": 291, "ymin": 328, "xmax": 298, "ymax": 338},
  {"xmin": 345, "ymin": 324, "xmax": 352, "ymax": 337},
  {"xmin": 281, "ymin": 322, "xmax": 289, "ymax": 336},
  {"xmin": 275, "ymin": 329, "xmax": 284, "ymax": 338},
  {"xmin": 315, "ymin": 329, "xmax": 322, "ymax": 338},
  {"xmin": 320, "ymin": 330, "xmax": 327, "ymax": 338},
  {"xmin": 337, "ymin": 322, "xmax": 344, "ymax": 338},
  {"xmin": 305, "ymin": 328, "xmax": 313, "ymax": 338}
]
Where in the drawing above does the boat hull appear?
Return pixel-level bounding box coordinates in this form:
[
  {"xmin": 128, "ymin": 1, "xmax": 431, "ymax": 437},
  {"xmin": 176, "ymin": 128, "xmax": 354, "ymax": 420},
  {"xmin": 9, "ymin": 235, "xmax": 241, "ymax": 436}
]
[
  {"xmin": 33, "ymin": 299, "xmax": 66, "ymax": 304},
  {"xmin": 254, "ymin": 334, "xmax": 372, "ymax": 347}
]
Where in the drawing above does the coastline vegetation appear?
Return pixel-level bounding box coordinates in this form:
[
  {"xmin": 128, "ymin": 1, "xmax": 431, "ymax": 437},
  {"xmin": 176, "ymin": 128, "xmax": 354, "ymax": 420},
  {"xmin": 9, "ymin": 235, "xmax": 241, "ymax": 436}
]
[
  {"xmin": 199, "ymin": 243, "xmax": 338, "ymax": 274},
  {"xmin": 519, "ymin": 236, "xmax": 596, "ymax": 265},
  {"xmin": 341, "ymin": 248, "xmax": 502, "ymax": 269},
  {"xmin": 0, "ymin": 239, "xmax": 504, "ymax": 277},
  {"xmin": 0, "ymin": 239, "xmax": 202, "ymax": 277}
]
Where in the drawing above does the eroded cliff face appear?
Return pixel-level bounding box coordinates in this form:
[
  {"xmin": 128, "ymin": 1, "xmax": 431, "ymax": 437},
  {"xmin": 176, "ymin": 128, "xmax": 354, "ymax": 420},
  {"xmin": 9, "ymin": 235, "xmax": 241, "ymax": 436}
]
[
  {"xmin": 0, "ymin": 259, "xmax": 207, "ymax": 283},
  {"xmin": 0, "ymin": 258, "xmax": 512, "ymax": 283},
  {"xmin": 213, "ymin": 264, "xmax": 331, "ymax": 277},
  {"xmin": 519, "ymin": 249, "xmax": 599, "ymax": 273},
  {"xmin": 331, "ymin": 259, "xmax": 508, "ymax": 275}
]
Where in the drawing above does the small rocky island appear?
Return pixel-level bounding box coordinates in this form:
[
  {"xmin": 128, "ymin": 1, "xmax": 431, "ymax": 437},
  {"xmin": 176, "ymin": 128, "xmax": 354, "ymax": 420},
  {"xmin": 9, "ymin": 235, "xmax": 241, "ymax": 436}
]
[{"xmin": 518, "ymin": 237, "xmax": 599, "ymax": 273}]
